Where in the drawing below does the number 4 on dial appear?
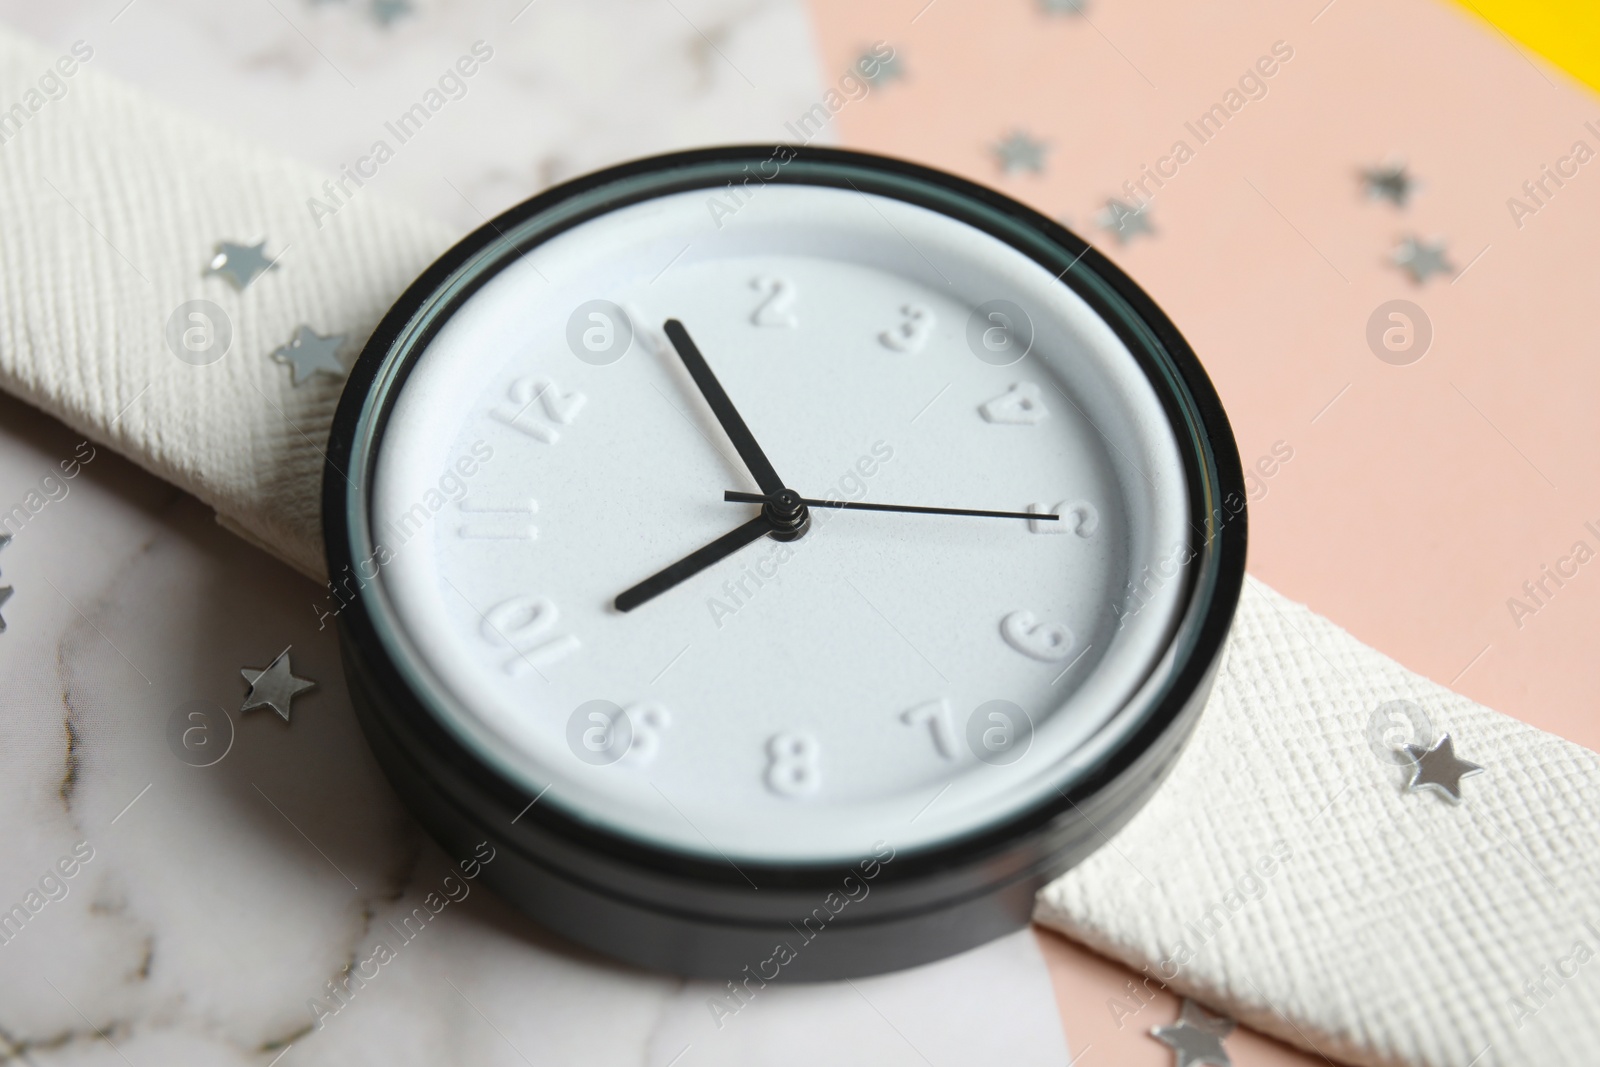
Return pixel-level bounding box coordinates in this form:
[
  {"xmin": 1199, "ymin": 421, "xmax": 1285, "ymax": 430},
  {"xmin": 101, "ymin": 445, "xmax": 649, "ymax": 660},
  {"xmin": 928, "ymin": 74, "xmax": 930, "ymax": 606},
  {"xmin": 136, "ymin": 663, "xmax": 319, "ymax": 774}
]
[{"xmin": 902, "ymin": 699, "xmax": 958, "ymax": 760}]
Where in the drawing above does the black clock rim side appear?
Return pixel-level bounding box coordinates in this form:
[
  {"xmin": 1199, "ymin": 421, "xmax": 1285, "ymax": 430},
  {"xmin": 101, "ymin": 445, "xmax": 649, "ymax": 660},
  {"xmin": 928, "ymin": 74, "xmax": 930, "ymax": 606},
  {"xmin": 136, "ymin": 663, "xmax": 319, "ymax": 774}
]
[{"xmin": 322, "ymin": 145, "xmax": 1249, "ymax": 980}]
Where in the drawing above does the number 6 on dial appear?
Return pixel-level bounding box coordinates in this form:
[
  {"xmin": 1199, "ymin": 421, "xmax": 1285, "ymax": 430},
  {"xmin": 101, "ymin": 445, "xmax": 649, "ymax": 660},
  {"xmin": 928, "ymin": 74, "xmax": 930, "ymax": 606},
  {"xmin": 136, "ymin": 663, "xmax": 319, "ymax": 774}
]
[{"xmin": 1000, "ymin": 610, "xmax": 1075, "ymax": 662}]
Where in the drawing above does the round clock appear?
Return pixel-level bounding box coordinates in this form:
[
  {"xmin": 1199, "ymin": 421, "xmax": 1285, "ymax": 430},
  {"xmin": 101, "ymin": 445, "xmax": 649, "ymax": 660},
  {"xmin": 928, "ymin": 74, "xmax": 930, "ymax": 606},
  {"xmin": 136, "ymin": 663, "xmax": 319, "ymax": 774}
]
[{"xmin": 325, "ymin": 146, "xmax": 1246, "ymax": 980}]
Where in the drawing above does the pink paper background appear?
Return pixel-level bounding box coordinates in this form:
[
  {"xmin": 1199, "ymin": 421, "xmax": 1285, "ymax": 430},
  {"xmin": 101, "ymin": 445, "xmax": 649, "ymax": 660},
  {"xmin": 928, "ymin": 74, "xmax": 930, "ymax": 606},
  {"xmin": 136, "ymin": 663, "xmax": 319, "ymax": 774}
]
[
  {"xmin": 807, "ymin": 0, "xmax": 1600, "ymax": 753},
  {"xmin": 805, "ymin": 0, "xmax": 1600, "ymax": 1060}
]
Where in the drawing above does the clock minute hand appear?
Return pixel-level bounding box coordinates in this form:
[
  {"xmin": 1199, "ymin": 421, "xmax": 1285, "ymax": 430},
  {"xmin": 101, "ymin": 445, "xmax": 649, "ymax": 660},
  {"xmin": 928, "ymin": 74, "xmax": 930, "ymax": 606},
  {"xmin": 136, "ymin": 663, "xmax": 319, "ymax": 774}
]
[
  {"xmin": 615, "ymin": 514, "xmax": 776, "ymax": 613},
  {"xmin": 663, "ymin": 319, "xmax": 785, "ymax": 496},
  {"xmin": 723, "ymin": 491, "xmax": 1052, "ymax": 523}
]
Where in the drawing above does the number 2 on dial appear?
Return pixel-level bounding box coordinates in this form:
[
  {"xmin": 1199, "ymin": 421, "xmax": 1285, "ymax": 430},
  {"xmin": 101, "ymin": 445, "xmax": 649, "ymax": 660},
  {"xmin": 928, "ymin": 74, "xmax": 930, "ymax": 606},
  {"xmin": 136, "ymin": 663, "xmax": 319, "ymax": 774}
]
[{"xmin": 750, "ymin": 275, "xmax": 798, "ymax": 328}]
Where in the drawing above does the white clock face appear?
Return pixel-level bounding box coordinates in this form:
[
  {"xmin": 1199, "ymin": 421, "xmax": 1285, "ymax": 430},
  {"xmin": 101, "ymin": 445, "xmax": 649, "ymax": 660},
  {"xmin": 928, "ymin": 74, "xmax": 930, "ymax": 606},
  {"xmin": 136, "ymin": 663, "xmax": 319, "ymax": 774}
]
[{"xmin": 370, "ymin": 183, "xmax": 1191, "ymax": 863}]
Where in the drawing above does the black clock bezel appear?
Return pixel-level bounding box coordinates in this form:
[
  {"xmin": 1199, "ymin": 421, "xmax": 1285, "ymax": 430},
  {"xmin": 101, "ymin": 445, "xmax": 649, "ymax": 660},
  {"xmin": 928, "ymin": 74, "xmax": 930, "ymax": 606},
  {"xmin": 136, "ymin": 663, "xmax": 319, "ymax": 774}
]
[{"xmin": 324, "ymin": 145, "xmax": 1247, "ymax": 978}]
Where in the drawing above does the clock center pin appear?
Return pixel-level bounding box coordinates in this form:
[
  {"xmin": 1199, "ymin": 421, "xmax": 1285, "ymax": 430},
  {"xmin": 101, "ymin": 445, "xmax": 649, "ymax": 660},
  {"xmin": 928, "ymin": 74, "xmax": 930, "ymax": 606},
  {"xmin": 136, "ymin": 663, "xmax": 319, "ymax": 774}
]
[{"xmin": 764, "ymin": 488, "xmax": 810, "ymax": 542}]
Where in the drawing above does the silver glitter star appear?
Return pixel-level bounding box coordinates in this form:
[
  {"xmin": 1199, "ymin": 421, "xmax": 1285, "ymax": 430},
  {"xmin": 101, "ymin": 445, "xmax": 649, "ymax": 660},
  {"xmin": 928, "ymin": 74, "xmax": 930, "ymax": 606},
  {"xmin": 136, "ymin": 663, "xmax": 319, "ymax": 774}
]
[
  {"xmin": 272, "ymin": 325, "xmax": 348, "ymax": 385},
  {"xmin": 993, "ymin": 131, "xmax": 1049, "ymax": 176},
  {"xmin": 371, "ymin": 0, "xmax": 413, "ymax": 27},
  {"xmin": 1151, "ymin": 999, "xmax": 1235, "ymax": 1067},
  {"xmin": 205, "ymin": 240, "xmax": 279, "ymax": 290},
  {"xmin": 0, "ymin": 533, "xmax": 11, "ymax": 634},
  {"xmin": 861, "ymin": 50, "xmax": 904, "ymax": 85},
  {"xmin": 1391, "ymin": 236, "xmax": 1453, "ymax": 284},
  {"xmin": 1039, "ymin": 0, "xmax": 1088, "ymax": 13},
  {"xmin": 1096, "ymin": 197, "xmax": 1154, "ymax": 243},
  {"xmin": 241, "ymin": 647, "xmax": 316, "ymax": 723},
  {"xmin": 1362, "ymin": 162, "xmax": 1416, "ymax": 208},
  {"xmin": 1403, "ymin": 733, "xmax": 1483, "ymax": 801}
]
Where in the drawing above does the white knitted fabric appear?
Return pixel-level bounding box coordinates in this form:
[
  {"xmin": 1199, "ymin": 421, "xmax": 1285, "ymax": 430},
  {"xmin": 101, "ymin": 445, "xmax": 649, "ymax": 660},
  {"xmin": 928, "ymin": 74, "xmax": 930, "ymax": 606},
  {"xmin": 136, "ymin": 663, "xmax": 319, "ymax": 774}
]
[
  {"xmin": 1037, "ymin": 577, "xmax": 1600, "ymax": 1066},
  {"xmin": 0, "ymin": 26, "xmax": 454, "ymax": 579},
  {"xmin": 2, "ymin": 25, "xmax": 1596, "ymax": 1067}
]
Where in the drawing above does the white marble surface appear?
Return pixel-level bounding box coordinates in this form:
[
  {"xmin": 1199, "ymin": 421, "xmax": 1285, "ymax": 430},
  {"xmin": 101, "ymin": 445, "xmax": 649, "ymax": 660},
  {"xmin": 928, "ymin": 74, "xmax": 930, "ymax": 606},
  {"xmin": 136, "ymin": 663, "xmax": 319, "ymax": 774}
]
[
  {"xmin": 0, "ymin": 3, "xmax": 1070, "ymax": 1063},
  {"xmin": 1, "ymin": 0, "xmax": 834, "ymax": 229}
]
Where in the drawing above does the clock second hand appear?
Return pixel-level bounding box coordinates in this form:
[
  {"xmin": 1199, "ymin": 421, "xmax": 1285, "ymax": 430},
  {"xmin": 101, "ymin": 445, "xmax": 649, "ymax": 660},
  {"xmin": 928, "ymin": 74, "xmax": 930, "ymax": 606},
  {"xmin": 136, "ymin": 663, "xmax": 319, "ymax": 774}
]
[
  {"xmin": 616, "ymin": 490, "xmax": 1050, "ymax": 612},
  {"xmin": 723, "ymin": 490, "xmax": 1053, "ymax": 523}
]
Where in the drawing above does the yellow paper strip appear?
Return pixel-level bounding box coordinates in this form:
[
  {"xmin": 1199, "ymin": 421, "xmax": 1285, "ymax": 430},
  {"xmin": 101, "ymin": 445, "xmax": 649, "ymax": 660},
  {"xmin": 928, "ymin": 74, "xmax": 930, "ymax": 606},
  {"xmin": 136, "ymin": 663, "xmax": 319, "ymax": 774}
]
[{"xmin": 1452, "ymin": 0, "xmax": 1600, "ymax": 94}]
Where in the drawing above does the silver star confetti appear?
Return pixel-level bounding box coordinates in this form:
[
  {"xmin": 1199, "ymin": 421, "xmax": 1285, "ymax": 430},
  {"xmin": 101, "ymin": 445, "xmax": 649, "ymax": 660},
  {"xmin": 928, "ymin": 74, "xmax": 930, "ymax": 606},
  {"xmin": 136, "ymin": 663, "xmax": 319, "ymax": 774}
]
[
  {"xmin": 0, "ymin": 532, "xmax": 11, "ymax": 634},
  {"xmin": 1096, "ymin": 197, "xmax": 1154, "ymax": 243},
  {"xmin": 272, "ymin": 325, "xmax": 348, "ymax": 385},
  {"xmin": 1040, "ymin": 0, "xmax": 1088, "ymax": 13},
  {"xmin": 241, "ymin": 647, "xmax": 316, "ymax": 723},
  {"xmin": 1152, "ymin": 999, "xmax": 1235, "ymax": 1067},
  {"xmin": 205, "ymin": 240, "xmax": 279, "ymax": 290},
  {"xmin": 861, "ymin": 49, "xmax": 904, "ymax": 85},
  {"xmin": 1391, "ymin": 236, "xmax": 1453, "ymax": 284},
  {"xmin": 371, "ymin": 0, "xmax": 413, "ymax": 27},
  {"xmin": 1403, "ymin": 733, "xmax": 1483, "ymax": 801},
  {"xmin": 1362, "ymin": 162, "xmax": 1417, "ymax": 207},
  {"xmin": 993, "ymin": 131, "xmax": 1049, "ymax": 176}
]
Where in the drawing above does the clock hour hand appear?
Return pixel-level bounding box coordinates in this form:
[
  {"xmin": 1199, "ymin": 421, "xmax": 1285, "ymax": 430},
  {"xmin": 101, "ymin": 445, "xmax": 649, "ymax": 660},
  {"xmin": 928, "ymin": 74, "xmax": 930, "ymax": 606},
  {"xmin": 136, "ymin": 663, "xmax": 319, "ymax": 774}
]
[
  {"xmin": 615, "ymin": 514, "xmax": 776, "ymax": 613},
  {"xmin": 723, "ymin": 491, "xmax": 1051, "ymax": 523},
  {"xmin": 663, "ymin": 319, "xmax": 786, "ymax": 496}
]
